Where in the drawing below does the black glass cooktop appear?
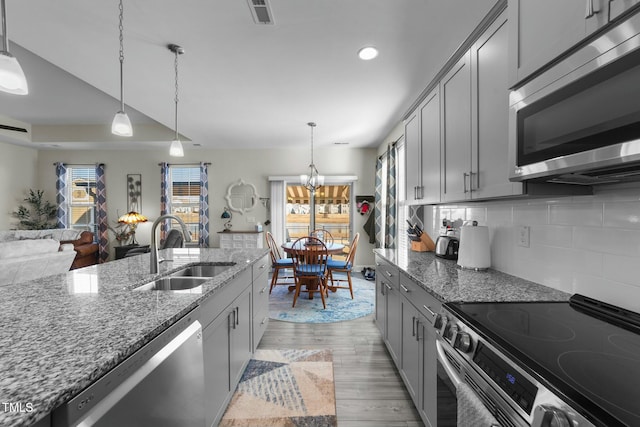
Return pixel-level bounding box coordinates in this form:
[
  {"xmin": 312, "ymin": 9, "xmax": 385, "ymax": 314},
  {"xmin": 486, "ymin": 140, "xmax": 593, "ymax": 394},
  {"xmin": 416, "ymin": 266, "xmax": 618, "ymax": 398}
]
[{"xmin": 448, "ymin": 295, "xmax": 640, "ymax": 427}]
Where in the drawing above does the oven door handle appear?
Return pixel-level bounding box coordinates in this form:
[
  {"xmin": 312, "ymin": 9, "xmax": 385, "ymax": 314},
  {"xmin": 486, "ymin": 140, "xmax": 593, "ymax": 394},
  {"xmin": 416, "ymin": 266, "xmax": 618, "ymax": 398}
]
[{"xmin": 436, "ymin": 339, "xmax": 462, "ymax": 387}]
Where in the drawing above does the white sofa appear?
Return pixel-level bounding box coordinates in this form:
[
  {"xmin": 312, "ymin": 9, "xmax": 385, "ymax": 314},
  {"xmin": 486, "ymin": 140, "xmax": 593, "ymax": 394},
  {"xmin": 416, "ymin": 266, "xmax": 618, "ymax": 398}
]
[{"xmin": 0, "ymin": 229, "xmax": 80, "ymax": 286}]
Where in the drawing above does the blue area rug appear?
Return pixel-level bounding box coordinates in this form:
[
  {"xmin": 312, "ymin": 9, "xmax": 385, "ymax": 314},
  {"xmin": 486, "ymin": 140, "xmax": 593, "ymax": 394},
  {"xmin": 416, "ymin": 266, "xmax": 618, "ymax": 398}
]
[{"xmin": 269, "ymin": 272, "xmax": 375, "ymax": 323}]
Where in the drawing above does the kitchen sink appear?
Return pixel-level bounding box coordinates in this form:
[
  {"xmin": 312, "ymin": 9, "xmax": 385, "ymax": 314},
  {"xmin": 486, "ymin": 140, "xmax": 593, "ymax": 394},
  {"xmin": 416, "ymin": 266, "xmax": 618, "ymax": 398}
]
[
  {"xmin": 135, "ymin": 276, "xmax": 209, "ymax": 291},
  {"xmin": 169, "ymin": 263, "xmax": 235, "ymax": 278}
]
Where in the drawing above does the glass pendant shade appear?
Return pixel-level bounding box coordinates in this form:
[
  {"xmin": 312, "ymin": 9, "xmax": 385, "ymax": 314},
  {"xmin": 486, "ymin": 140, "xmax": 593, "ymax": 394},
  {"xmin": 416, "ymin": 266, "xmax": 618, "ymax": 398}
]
[
  {"xmin": 169, "ymin": 139, "xmax": 184, "ymax": 157},
  {"xmin": 0, "ymin": 51, "xmax": 27, "ymax": 95},
  {"xmin": 111, "ymin": 110, "xmax": 133, "ymax": 136}
]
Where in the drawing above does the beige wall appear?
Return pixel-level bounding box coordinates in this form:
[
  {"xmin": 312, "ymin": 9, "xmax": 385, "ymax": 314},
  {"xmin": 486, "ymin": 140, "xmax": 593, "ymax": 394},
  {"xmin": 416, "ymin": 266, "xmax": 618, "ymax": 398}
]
[
  {"xmin": 35, "ymin": 146, "xmax": 378, "ymax": 266},
  {"xmin": 0, "ymin": 141, "xmax": 39, "ymax": 230}
]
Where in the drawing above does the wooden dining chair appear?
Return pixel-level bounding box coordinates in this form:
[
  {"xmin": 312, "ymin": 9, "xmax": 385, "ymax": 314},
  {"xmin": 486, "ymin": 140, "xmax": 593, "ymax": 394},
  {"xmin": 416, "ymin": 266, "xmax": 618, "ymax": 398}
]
[
  {"xmin": 310, "ymin": 228, "xmax": 334, "ymax": 245},
  {"xmin": 265, "ymin": 231, "xmax": 295, "ymax": 293},
  {"xmin": 290, "ymin": 236, "xmax": 329, "ymax": 309},
  {"xmin": 327, "ymin": 232, "xmax": 360, "ymax": 299}
]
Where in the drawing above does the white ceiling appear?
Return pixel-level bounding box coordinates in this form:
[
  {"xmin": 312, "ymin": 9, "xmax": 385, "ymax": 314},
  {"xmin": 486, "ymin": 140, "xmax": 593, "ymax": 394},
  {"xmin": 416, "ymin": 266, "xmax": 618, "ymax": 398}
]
[{"xmin": 1, "ymin": 0, "xmax": 497, "ymax": 151}]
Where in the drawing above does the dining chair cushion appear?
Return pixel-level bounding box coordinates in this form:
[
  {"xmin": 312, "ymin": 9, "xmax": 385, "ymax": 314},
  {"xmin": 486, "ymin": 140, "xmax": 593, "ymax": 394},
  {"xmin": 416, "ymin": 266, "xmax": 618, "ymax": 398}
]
[
  {"xmin": 274, "ymin": 258, "xmax": 294, "ymax": 266},
  {"xmin": 327, "ymin": 258, "xmax": 352, "ymax": 270},
  {"xmin": 295, "ymin": 264, "xmax": 325, "ymax": 276}
]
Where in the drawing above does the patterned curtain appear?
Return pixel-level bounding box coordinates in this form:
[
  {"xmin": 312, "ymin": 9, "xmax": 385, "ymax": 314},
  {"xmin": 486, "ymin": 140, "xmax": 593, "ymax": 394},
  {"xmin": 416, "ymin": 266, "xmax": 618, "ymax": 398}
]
[
  {"xmin": 199, "ymin": 162, "xmax": 210, "ymax": 248},
  {"xmin": 374, "ymin": 157, "xmax": 383, "ymax": 248},
  {"xmin": 95, "ymin": 164, "xmax": 109, "ymax": 263},
  {"xmin": 160, "ymin": 162, "xmax": 170, "ymax": 242},
  {"xmin": 55, "ymin": 162, "xmax": 68, "ymax": 229},
  {"xmin": 385, "ymin": 145, "xmax": 397, "ymax": 249}
]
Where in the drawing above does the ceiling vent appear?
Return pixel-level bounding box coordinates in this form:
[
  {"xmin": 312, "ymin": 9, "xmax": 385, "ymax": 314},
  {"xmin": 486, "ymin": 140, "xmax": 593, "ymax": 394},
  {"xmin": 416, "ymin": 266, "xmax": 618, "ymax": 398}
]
[{"xmin": 247, "ymin": 0, "xmax": 274, "ymax": 25}]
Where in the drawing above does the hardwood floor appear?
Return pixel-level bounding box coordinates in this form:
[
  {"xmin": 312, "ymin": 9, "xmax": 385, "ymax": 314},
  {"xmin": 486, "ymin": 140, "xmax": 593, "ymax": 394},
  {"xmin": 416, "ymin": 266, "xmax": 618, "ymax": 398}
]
[{"xmin": 258, "ymin": 314, "xmax": 424, "ymax": 426}]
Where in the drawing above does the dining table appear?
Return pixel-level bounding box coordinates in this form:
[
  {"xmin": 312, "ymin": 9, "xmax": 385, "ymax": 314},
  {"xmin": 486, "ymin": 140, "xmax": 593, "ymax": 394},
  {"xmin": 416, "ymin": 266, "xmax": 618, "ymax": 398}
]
[{"xmin": 281, "ymin": 240, "xmax": 345, "ymax": 299}]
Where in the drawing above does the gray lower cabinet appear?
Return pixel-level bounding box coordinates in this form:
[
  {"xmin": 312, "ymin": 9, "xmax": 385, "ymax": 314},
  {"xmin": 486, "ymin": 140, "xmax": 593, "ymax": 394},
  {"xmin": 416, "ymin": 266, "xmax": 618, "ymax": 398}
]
[
  {"xmin": 374, "ymin": 256, "xmax": 402, "ymax": 366},
  {"xmin": 200, "ymin": 258, "xmax": 270, "ymax": 427},
  {"xmin": 203, "ymin": 284, "xmax": 252, "ymax": 427},
  {"xmin": 252, "ymin": 255, "xmax": 270, "ymax": 352},
  {"xmin": 381, "ymin": 270, "xmax": 442, "ymax": 427}
]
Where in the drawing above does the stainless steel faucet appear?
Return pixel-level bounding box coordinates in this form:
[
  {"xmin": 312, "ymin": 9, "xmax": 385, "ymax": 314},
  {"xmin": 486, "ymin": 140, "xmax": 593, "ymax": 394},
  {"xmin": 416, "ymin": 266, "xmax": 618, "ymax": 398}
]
[{"xmin": 150, "ymin": 214, "xmax": 192, "ymax": 274}]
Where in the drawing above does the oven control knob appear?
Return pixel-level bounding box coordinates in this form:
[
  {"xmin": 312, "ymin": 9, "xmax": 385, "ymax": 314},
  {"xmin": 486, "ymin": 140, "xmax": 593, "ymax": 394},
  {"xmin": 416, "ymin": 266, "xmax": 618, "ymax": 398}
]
[
  {"xmin": 533, "ymin": 405, "xmax": 571, "ymax": 427},
  {"xmin": 454, "ymin": 332, "xmax": 473, "ymax": 353},
  {"xmin": 444, "ymin": 323, "xmax": 458, "ymax": 340}
]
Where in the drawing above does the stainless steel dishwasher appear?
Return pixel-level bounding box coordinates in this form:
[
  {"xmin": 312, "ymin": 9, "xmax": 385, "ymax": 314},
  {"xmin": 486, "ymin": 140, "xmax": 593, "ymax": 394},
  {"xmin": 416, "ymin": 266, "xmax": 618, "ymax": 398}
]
[{"xmin": 53, "ymin": 310, "xmax": 205, "ymax": 427}]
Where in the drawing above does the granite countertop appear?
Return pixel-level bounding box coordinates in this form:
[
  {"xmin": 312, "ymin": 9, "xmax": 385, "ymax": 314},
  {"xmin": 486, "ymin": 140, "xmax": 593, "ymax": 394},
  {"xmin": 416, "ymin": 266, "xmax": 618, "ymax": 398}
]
[
  {"xmin": 0, "ymin": 247, "xmax": 269, "ymax": 427},
  {"xmin": 374, "ymin": 249, "xmax": 570, "ymax": 303}
]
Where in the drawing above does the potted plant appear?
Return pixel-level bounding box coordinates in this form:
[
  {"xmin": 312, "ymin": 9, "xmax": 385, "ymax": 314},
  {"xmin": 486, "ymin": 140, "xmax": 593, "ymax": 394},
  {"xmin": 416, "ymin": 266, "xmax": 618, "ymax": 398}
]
[{"xmin": 12, "ymin": 189, "xmax": 57, "ymax": 230}]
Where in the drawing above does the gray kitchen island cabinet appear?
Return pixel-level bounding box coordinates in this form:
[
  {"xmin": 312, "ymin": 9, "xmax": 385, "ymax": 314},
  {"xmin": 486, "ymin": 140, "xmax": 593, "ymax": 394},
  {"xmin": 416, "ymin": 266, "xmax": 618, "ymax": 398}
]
[{"xmin": 200, "ymin": 267, "xmax": 255, "ymax": 427}]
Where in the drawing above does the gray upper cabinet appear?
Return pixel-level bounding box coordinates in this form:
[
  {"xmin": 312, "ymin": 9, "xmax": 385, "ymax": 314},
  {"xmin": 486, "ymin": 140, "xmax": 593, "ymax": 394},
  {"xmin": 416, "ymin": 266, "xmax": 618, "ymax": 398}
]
[
  {"xmin": 405, "ymin": 112, "xmax": 422, "ymax": 203},
  {"xmin": 441, "ymin": 51, "xmax": 472, "ymax": 203},
  {"xmin": 420, "ymin": 88, "xmax": 441, "ymax": 204},
  {"xmin": 508, "ymin": 0, "xmax": 639, "ymax": 86},
  {"xmin": 404, "ymin": 87, "xmax": 441, "ymax": 205},
  {"xmin": 471, "ymin": 10, "xmax": 522, "ymax": 199}
]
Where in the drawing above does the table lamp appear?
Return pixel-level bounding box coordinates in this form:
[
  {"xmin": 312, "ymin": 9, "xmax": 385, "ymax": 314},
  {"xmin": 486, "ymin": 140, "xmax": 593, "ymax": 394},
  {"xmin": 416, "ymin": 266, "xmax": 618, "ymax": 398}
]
[{"xmin": 118, "ymin": 211, "xmax": 148, "ymax": 245}]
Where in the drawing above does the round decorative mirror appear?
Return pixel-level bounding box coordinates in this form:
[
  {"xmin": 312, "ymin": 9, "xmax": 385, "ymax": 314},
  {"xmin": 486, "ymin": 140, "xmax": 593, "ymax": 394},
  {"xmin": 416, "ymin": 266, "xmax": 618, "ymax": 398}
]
[{"xmin": 225, "ymin": 179, "xmax": 259, "ymax": 214}]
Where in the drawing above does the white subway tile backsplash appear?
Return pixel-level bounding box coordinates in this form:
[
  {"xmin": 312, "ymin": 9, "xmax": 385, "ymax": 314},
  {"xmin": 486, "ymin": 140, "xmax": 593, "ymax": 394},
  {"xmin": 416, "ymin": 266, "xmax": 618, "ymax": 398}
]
[
  {"xmin": 603, "ymin": 201, "xmax": 640, "ymax": 229},
  {"xmin": 513, "ymin": 203, "xmax": 549, "ymax": 225},
  {"xmin": 549, "ymin": 202, "xmax": 603, "ymax": 226},
  {"xmin": 574, "ymin": 226, "xmax": 640, "ymax": 256},
  {"xmin": 603, "ymin": 253, "xmax": 640, "ymax": 286},
  {"xmin": 530, "ymin": 224, "xmax": 573, "ymax": 248},
  {"xmin": 423, "ymin": 184, "xmax": 640, "ymax": 313}
]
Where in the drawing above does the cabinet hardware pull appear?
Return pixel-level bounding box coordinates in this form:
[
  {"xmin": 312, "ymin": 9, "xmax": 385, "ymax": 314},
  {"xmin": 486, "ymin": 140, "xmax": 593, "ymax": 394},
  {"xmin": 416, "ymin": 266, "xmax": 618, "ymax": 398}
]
[
  {"xmin": 261, "ymin": 317, "xmax": 268, "ymax": 325},
  {"xmin": 230, "ymin": 310, "xmax": 236, "ymax": 330},
  {"xmin": 400, "ymin": 284, "xmax": 409, "ymax": 293},
  {"xmin": 463, "ymin": 172, "xmax": 469, "ymax": 193},
  {"xmin": 585, "ymin": 0, "xmax": 598, "ymax": 18},
  {"xmin": 423, "ymin": 304, "xmax": 436, "ymax": 317},
  {"xmin": 385, "ymin": 271, "xmax": 393, "ymax": 278},
  {"xmin": 235, "ymin": 307, "xmax": 240, "ymax": 326},
  {"xmin": 376, "ymin": 262, "xmax": 381, "ymax": 266},
  {"xmin": 260, "ymin": 263, "xmax": 267, "ymax": 269},
  {"xmin": 261, "ymin": 286, "xmax": 268, "ymax": 294},
  {"xmin": 384, "ymin": 283, "xmax": 392, "ymax": 291},
  {"xmin": 470, "ymin": 171, "xmax": 477, "ymax": 192},
  {"xmin": 416, "ymin": 320, "xmax": 421, "ymax": 341},
  {"xmin": 412, "ymin": 316, "xmax": 416, "ymax": 337}
]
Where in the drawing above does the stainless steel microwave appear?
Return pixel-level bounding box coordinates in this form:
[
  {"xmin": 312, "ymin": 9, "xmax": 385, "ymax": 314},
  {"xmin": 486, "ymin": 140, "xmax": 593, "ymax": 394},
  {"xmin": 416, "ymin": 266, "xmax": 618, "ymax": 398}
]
[{"xmin": 509, "ymin": 11, "xmax": 640, "ymax": 185}]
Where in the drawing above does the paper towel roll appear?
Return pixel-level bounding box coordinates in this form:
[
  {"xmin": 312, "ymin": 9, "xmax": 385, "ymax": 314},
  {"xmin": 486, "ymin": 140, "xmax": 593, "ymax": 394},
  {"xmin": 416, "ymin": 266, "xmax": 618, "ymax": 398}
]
[{"xmin": 457, "ymin": 225, "xmax": 491, "ymax": 270}]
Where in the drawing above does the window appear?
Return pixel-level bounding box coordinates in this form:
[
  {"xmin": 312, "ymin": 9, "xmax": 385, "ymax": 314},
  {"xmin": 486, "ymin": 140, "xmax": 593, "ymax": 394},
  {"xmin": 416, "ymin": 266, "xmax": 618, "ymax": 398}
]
[
  {"xmin": 285, "ymin": 184, "xmax": 352, "ymax": 244},
  {"xmin": 66, "ymin": 166, "xmax": 98, "ymax": 237},
  {"xmin": 168, "ymin": 166, "xmax": 201, "ymax": 243}
]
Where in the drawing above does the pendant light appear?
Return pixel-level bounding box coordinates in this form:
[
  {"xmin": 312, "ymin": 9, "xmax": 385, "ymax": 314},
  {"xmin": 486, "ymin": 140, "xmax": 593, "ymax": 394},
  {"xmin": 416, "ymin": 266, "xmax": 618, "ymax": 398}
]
[
  {"xmin": 300, "ymin": 122, "xmax": 324, "ymax": 191},
  {"xmin": 0, "ymin": 0, "xmax": 28, "ymax": 95},
  {"xmin": 111, "ymin": 0, "xmax": 132, "ymax": 137},
  {"xmin": 168, "ymin": 44, "xmax": 184, "ymax": 157}
]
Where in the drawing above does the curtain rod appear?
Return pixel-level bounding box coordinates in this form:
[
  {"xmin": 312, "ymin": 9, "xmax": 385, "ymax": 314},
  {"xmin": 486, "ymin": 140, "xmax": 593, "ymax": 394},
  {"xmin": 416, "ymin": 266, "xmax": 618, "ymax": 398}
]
[
  {"xmin": 157, "ymin": 162, "xmax": 211, "ymax": 166},
  {"xmin": 52, "ymin": 162, "xmax": 104, "ymax": 166}
]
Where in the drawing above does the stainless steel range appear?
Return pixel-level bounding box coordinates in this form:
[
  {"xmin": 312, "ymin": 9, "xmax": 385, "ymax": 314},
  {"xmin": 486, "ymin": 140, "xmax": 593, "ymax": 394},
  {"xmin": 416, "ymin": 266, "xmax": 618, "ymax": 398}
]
[{"xmin": 436, "ymin": 294, "xmax": 640, "ymax": 427}]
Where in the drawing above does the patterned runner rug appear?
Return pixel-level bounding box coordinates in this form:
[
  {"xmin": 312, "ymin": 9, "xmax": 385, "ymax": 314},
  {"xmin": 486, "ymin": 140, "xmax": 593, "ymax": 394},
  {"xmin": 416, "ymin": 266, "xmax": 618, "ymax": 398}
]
[
  {"xmin": 269, "ymin": 272, "xmax": 375, "ymax": 323},
  {"xmin": 219, "ymin": 349, "xmax": 336, "ymax": 427}
]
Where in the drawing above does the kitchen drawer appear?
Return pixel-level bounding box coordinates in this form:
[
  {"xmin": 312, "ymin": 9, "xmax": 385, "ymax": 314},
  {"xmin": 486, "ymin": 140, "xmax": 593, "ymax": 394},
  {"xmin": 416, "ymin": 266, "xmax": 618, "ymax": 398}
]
[
  {"xmin": 200, "ymin": 268, "xmax": 251, "ymax": 329},
  {"xmin": 252, "ymin": 255, "xmax": 270, "ymax": 281},
  {"xmin": 375, "ymin": 257, "xmax": 399, "ymax": 287},
  {"xmin": 399, "ymin": 272, "xmax": 442, "ymax": 325},
  {"xmin": 252, "ymin": 310, "xmax": 269, "ymax": 351}
]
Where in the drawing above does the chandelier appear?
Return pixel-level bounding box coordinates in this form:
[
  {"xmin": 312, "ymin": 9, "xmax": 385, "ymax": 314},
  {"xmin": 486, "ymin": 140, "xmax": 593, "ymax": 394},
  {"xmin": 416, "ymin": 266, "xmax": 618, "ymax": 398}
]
[{"xmin": 300, "ymin": 122, "xmax": 324, "ymax": 191}]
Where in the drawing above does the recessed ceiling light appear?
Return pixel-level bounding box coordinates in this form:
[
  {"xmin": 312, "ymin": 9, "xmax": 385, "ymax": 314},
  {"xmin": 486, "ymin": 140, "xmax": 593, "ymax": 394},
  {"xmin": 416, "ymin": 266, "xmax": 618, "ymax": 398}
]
[
  {"xmin": 358, "ymin": 46, "xmax": 378, "ymax": 60},
  {"xmin": 334, "ymin": 142, "xmax": 349, "ymax": 145}
]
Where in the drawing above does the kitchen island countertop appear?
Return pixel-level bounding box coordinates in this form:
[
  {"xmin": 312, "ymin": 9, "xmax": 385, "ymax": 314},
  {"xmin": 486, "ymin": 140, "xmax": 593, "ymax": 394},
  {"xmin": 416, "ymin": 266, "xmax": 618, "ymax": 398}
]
[
  {"xmin": 0, "ymin": 247, "xmax": 268, "ymax": 427},
  {"xmin": 374, "ymin": 249, "xmax": 569, "ymax": 303}
]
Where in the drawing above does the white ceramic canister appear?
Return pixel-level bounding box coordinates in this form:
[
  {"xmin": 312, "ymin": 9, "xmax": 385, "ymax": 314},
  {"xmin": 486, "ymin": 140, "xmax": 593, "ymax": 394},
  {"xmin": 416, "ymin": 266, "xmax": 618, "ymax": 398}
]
[{"xmin": 457, "ymin": 224, "xmax": 491, "ymax": 270}]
